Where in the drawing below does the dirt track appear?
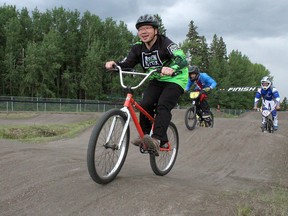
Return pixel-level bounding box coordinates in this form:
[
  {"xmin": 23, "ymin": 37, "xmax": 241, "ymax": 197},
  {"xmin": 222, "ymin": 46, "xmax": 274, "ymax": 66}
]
[{"xmin": 0, "ymin": 110, "xmax": 287, "ymax": 215}]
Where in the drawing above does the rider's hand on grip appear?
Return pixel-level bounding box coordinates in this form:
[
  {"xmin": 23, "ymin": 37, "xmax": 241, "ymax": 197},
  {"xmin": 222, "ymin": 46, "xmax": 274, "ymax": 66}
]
[
  {"xmin": 105, "ymin": 61, "xmax": 117, "ymax": 71},
  {"xmin": 200, "ymin": 87, "xmax": 211, "ymax": 94},
  {"xmin": 160, "ymin": 67, "xmax": 174, "ymax": 76}
]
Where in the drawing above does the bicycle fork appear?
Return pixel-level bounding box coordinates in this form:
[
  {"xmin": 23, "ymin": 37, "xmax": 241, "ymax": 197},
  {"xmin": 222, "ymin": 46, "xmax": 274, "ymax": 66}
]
[{"xmin": 105, "ymin": 107, "xmax": 131, "ymax": 150}]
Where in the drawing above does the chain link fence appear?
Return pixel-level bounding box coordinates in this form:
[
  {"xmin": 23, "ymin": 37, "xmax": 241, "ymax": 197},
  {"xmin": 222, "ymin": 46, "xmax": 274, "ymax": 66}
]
[
  {"xmin": 0, "ymin": 96, "xmax": 123, "ymax": 113},
  {"xmin": 0, "ymin": 96, "xmax": 248, "ymax": 116}
]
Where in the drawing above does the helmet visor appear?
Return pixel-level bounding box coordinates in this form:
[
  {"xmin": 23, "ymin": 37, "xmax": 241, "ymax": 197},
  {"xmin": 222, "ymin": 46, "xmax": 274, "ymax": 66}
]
[{"xmin": 262, "ymin": 82, "xmax": 269, "ymax": 87}]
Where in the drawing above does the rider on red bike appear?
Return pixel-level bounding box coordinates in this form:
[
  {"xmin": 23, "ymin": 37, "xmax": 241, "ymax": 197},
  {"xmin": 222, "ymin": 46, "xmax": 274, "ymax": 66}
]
[{"xmin": 185, "ymin": 65, "xmax": 217, "ymax": 118}]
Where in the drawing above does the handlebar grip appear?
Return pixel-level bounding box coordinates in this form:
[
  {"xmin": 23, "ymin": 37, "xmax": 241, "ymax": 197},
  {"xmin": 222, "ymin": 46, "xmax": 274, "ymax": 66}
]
[
  {"xmin": 106, "ymin": 64, "xmax": 119, "ymax": 73},
  {"xmin": 171, "ymin": 72, "xmax": 179, "ymax": 77}
]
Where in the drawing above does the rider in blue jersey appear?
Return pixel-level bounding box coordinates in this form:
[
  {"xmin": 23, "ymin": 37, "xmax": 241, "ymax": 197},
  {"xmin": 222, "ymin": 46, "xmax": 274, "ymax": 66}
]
[
  {"xmin": 253, "ymin": 76, "xmax": 281, "ymax": 130},
  {"xmin": 185, "ymin": 65, "xmax": 217, "ymax": 118}
]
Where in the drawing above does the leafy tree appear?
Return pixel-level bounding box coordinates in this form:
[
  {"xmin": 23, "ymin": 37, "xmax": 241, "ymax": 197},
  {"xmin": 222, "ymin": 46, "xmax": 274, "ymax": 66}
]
[
  {"xmin": 23, "ymin": 30, "xmax": 64, "ymax": 97},
  {"xmin": 80, "ymin": 40, "xmax": 103, "ymax": 99},
  {"xmin": 280, "ymin": 97, "xmax": 287, "ymax": 111},
  {"xmin": 181, "ymin": 20, "xmax": 206, "ymax": 67},
  {"xmin": 155, "ymin": 14, "xmax": 166, "ymax": 36},
  {"xmin": 3, "ymin": 16, "xmax": 23, "ymax": 95},
  {"xmin": 0, "ymin": 5, "xmax": 276, "ymax": 110}
]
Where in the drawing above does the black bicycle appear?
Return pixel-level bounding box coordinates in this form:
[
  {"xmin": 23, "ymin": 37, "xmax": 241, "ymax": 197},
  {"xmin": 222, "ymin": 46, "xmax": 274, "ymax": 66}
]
[
  {"xmin": 260, "ymin": 101, "xmax": 276, "ymax": 133},
  {"xmin": 184, "ymin": 91, "xmax": 214, "ymax": 130}
]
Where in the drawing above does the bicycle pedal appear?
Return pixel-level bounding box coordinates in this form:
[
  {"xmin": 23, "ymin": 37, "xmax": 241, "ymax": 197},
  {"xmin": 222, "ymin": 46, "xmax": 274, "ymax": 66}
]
[{"xmin": 139, "ymin": 145, "xmax": 149, "ymax": 154}]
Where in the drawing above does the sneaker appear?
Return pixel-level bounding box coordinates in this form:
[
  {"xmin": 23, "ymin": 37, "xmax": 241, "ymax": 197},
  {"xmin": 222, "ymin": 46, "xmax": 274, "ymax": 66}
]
[
  {"xmin": 274, "ymin": 125, "xmax": 278, "ymax": 131},
  {"xmin": 160, "ymin": 142, "xmax": 169, "ymax": 149},
  {"xmin": 142, "ymin": 135, "xmax": 160, "ymax": 156},
  {"xmin": 131, "ymin": 137, "xmax": 142, "ymax": 146},
  {"xmin": 202, "ymin": 112, "xmax": 210, "ymax": 118}
]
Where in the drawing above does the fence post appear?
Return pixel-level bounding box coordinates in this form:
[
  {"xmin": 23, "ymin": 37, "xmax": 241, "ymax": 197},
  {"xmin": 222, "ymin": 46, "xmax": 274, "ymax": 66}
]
[
  {"xmin": 37, "ymin": 97, "xmax": 39, "ymax": 112},
  {"xmin": 11, "ymin": 96, "xmax": 14, "ymax": 112}
]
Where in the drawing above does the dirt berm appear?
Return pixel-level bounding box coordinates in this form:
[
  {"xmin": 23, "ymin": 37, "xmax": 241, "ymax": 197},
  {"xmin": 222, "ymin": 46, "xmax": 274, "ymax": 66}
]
[{"xmin": 0, "ymin": 110, "xmax": 287, "ymax": 215}]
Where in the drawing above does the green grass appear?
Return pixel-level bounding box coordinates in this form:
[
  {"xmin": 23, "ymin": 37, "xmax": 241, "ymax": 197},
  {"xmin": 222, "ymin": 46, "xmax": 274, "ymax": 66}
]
[
  {"xmin": 0, "ymin": 119, "xmax": 96, "ymax": 142},
  {"xmin": 235, "ymin": 185, "xmax": 288, "ymax": 216},
  {"xmin": 0, "ymin": 112, "xmax": 39, "ymax": 119}
]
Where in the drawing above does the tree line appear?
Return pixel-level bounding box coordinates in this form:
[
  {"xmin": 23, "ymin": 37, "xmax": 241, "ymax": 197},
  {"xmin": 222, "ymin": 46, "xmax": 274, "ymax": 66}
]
[{"xmin": 0, "ymin": 5, "xmax": 285, "ymax": 109}]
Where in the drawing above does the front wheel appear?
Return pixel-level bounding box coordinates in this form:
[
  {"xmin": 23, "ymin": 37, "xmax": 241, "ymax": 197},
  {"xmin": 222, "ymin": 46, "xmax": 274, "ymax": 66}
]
[
  {"xmin": 87, "ymin": 108, "xmax": 130, "ymax": 184},
  {"xmin": 267, "ymin": 118, "xmax": 274, "ymax": 133},
  {"xmin": 150, "ymin": 122, "xmax": 179, "ymax": 176},
  {"xmin": 184, "ymin": 106, "xmax": 197, "ymax": 130}
]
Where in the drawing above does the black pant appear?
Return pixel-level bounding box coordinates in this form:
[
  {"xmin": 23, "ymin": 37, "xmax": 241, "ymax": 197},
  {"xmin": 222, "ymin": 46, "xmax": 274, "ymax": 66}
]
[
  {"xmin": 200, "ymin": 99, "xmax": 210, "ymax": 113},
  {"xmin": 197, "ymin": 93, "xmax": 210, "ymax": 113},
  {"xmin": 139, "ymin": 80, "xmax": 183, "ymax": 142}
]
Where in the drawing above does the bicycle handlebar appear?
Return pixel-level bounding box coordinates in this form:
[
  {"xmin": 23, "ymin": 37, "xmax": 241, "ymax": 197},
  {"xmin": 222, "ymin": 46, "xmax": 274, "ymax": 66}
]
[{"xmin": 111, "ymin": 65, "xmax": 159, "ymax": 90}]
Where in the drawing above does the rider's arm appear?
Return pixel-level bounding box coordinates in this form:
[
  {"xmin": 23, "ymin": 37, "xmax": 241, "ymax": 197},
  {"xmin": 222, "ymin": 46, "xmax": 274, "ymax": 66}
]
[
  {"xmin": 162, "ymin": 38, "xmax": 188, "ymax": 74},
  {"xmin": 106, "ymin": 44, "xmax": 140, "ymax": 70},
  {"xmin": 272, "ymin": 88, "xmax": 281, "ymax": 107},
  {"xmin": 202, "ymin": 73, "xmax": 217, "ymax": 89},
  {"xmin": 253, "ymin": 89, "xmax": 261, "ymax": 109},
  {"xmin": 185, "ymin": 79, "xmax": 193, "ymax": 91},
  {"xmin": 254, "ymin": 98, "xmax": 260, "ymax": 109}
]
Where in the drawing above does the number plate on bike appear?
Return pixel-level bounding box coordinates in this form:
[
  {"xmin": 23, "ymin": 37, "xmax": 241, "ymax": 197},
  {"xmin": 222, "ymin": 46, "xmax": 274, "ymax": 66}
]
[
  {"xmin": 262, "ymin": 110, "xmax": 270, "ymax": 117},
  {"xmin": 190, "ymin": 92, "xmax": 200, "ymax": 99}
]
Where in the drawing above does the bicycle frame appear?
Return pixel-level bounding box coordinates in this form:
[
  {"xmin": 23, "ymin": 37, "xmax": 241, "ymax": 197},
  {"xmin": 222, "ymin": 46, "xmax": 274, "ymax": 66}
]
[
  {"xmin": 114, "ymin": 66, "xmax": 170, "ymax": 151},
  {"xmin": 109, "ymin": 67, "xmax": 152, "ymax": 149}
]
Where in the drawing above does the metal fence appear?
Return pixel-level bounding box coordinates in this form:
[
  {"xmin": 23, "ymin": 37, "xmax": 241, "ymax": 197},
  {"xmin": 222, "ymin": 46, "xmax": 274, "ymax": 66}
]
[
  {"xmin": 0, "ymin": 96, "xmax": 248, "ymax": 116},
  {"xmin": 0, "ymin": 96, "xmax": 123, "ymax": 113}
]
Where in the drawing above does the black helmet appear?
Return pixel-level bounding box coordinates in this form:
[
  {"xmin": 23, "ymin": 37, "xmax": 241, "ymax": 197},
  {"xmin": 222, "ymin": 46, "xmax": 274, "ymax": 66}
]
[
  {"xmin": 188, "ymin": 65, "xmax": 200, "ymax": 81},
  {"xmin": 135, "ymin": 14, "xmax": 159, "ymax": 29}
]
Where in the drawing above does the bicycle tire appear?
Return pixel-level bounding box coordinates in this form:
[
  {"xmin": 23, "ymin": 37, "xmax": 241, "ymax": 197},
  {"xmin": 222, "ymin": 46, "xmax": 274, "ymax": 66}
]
[
  {"xmin": 267, "ymin": 118, "xmax": 274, "ymax": 133},
  {"xmin": 207, "ymin": 111, "xmax": 214, "ymax": 128},
  {"xmin": 149, "ymin": 122, "xmax": 179, "ymax": 176},
  {"xmin": 184, "ymin": 106, "xmax": 197, "ymax": 130},
  {"xmin": 87, "ymin": 108, "xmax": 130, "ymax": 184}
]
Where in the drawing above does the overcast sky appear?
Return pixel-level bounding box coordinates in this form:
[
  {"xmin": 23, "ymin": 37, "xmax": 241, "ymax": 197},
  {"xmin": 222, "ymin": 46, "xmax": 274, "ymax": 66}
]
[{"xmin": 1, "ymin": 0, "xmax": 288, "ymax": 99}]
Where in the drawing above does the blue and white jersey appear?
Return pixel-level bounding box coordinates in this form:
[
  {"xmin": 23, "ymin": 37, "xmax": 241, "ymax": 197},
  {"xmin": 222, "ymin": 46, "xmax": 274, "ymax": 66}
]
[{"xmin": 254, "ymin": 87, "xmax": 280, "ymax": 105}]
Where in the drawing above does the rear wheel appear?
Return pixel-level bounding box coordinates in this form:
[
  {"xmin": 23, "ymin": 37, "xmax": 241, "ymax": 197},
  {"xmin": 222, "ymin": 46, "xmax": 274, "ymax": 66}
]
[
  {"xmin": 150, "ymin": 122, "xmax": 179, "ymax": 176},
  {"xmin": 206, "ymin": 111, "xmax": 214, "ymax": 128},
  {"xmin": 185, "ymin": 106, "xmax": 197, "ymax": 130}
]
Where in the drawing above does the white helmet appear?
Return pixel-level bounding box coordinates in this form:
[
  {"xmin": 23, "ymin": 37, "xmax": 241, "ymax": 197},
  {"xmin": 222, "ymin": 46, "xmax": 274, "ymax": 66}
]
[{"xmin": 261, "ymin": 76, "xmax": 272, "ymax": 90}]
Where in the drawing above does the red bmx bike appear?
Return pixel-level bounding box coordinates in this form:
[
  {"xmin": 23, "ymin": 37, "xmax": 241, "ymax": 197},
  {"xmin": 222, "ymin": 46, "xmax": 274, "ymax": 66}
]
[{"xmin": 87, "ymin": 66, "xmax": 179, "ymax": 184}]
